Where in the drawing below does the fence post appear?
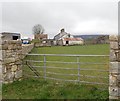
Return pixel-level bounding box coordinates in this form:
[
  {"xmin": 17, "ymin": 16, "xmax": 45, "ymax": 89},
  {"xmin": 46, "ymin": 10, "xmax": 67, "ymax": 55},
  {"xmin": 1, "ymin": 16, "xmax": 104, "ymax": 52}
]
[
  {"xmin": 77, "ymin": 57, "xmax": 80, "ymax": 83},
  {"xmin": 43, "ymin": 55, "xmax": 46, "ymax": 80},
  {"xmin": 109, "ymin": 35, "xmax": 120, "ymax": 100}
]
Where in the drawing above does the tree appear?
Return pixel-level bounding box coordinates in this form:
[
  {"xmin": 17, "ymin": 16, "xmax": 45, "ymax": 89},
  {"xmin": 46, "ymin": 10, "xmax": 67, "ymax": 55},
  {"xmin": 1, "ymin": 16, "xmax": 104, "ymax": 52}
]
[{"xmin": 32, "ymin": 24, "xmax": 45, "ymax": 34}]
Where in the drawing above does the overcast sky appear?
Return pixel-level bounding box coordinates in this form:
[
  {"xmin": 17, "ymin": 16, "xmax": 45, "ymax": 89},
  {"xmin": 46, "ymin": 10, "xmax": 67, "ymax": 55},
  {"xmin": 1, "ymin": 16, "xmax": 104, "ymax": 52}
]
[{"xmin": 1, "ymin": 1, "xmax": 118, "ymax": 39}]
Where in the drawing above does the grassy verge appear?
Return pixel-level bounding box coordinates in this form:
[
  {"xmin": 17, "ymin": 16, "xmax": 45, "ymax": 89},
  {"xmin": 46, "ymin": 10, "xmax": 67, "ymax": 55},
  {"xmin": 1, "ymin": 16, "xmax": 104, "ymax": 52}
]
[{"xmin": 3, "ymin": 78, "xmax": 109, "ymax": 99}]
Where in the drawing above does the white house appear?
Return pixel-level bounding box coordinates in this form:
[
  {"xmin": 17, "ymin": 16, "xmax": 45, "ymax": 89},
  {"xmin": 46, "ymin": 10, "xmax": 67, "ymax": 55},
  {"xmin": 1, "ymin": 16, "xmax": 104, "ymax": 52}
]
[{"xmin": 54, "ymin": 29, "xmax": 84, "ymax": 46}]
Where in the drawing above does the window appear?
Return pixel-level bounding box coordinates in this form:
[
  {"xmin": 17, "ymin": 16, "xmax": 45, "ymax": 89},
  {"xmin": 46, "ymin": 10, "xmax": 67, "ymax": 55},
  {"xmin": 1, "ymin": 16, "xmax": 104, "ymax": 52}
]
[{"xmin": 13, "ymin": 36, "xmax": 19, "ymax": 40}]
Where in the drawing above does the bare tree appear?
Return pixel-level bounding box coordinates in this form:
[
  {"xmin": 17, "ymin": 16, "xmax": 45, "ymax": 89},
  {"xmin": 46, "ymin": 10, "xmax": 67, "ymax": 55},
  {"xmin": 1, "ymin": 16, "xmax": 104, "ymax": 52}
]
[{"xmin": 32, "ymin": 24, "xmax": 45, "ymax": 34}]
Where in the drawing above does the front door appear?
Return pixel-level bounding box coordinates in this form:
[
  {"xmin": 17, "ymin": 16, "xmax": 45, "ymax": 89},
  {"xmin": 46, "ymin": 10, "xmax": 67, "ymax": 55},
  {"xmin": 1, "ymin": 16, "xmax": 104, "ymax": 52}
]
[{"xmin": 66, "ymin": 41, "xmax": 69, "ymax": 45}]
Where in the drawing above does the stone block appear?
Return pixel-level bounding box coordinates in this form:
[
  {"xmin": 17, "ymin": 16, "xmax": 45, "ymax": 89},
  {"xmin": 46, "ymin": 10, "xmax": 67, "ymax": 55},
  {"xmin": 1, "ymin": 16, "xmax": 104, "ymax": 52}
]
[
  {"xmin": 17, "ymin": 65, "xmax": 22, "ymax": 70},
  {"xmin": 1, "ymin": 41, "xmax": 6, "ymax": 45},
  {"xmin": 0, "ymin": 45, "xmax": 2, "ymax": 50},
  {"xmin": 110, "ymin": 50, "xmax": 120, "ymax": 61},
  {"xmin": 8, "ymin": 44, "xmax": 15, "ymax": 50},
  {"xmin": 7, "ymin": 40, "xmax": 22, "ymax": 44},
  {"xmin": 109, "ymin": 96, "xmax": 119, "ymax": 99},
  {"xmin": 13, "ymin": 44, "xmax": 19, "ymax": 49},
  {"xmin": 110, "ymin": 62, "xmax": 120, "ymax": 73},
  {"xmin": 2, "ymin": 44, "xmax": 8, "ymax": 50},
  {"xmin": 109, "ymin": 74, "xmax": 118, "ymax": 86},
  {"xmin": 109, "ymin": 86, "xmax": 120, "ymax": 97},
  {"xmin": 3, "ymin": 58, "xmax": 16, "ymax": 64},
  {"xmin": 15, "ymin": 61, "xmax": 22, "ymax": 65},
  {"xmin": 4, "ymin": 72, "xmax": 14, "ymax": 81},
  {"xmin": 2, "ymin": 73, "xmax": 6, "ymax": 80},
  {"xmin": 2, "ymin": 66, "xmax": 6, "ymax": 73},
  {"xmin": 109, "ymin": 35, "xmax": 118, "ymax": 41},
  {"xmin": 110, "ymin": 50, "xmax": 117, "ymax": 61},
  {"xmin": 0, "ymin": 50, "xmax": 3, "ymax": 60},
  {"xmin": 6, "ymin": 52, "xmax": 13, "ymax": 58},
  {"xmin": 18, "ymin": 55, "xmax": 23, "ymax": 60},
  {"xmin": 117, "ymin": 75, "xmax": 120, "ymax": 81},
  {"xmin": 3, "ymin": 81, "xmax": 9, "ymax": 84},
  {"xmin": 17, "ymin": 50, "xmax": 22, "ymax": 55},
  {"xmin": 11, "ymin": 65, "xmax": 17, "ymax": 72},
  {"xmin": 110, "ymin": 76, "xmax": 120, "ymax": 89},
  {"xmin": 15, "ymin": 70, "xmax": 22, "ymax": 78},
  {"xmin": 9, "ymin": 63, "xmax": 14, "ymax": 66},
  {"xmin": 110, "ymin": 42, "xmax": 119, "ymax": 49},
  {"xmin": 6, "ymin": 50, "xmax": 12, "ymax": 53},
  {"xmin": 0, "ymin": 73, "xmax": 2, "ymax": 80},
  {"xmin": 17, "ymin": 46, "xmax": 22, "ymax": 49},
  {"xmin": 118, "ymin": 52, "xmax": 120, "ymax": 62}
]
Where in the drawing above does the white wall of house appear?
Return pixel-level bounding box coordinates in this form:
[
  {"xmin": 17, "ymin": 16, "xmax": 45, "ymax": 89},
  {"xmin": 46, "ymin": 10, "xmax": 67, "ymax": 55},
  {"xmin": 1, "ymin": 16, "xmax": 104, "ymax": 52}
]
[
  {"xmin": 54, "ymin": 32, "xmax": 84, "ymax": 46},
  {"xmin": 63, "ymin": 40, "xmax": 84, "ymax": 45},
  {"xmin": 62, "ymin": 34, "xmax": 74, "ymax": 38},
  {"xmin": 61, "ymin": 34, "xmax": 84, "ymax": 45},
  {"xmin": 53, "ymin": 40, "xmax": 57, "ymax": 45}
]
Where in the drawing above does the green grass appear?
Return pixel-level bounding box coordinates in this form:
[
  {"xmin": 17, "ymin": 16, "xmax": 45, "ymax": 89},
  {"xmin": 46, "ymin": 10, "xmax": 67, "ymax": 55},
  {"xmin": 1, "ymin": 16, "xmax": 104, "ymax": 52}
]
[
  {"xmin": 31, "ymin": 44, "xmax": 109, "ymax": 55},
  {"xmin": 24, "ymin": 44, "xmax": 109, "ymax": 87},
  {"xmin": 3, "ymin": 44, "xmax": 110, "ymax": 99},
  {"xmin": 3, "ymin": 78, "xmax": 109, "ymax": 99}
]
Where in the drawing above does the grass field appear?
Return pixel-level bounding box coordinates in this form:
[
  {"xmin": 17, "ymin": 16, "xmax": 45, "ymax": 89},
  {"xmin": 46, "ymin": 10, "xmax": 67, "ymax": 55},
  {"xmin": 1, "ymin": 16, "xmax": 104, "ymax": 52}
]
[
  {"xmin": 24, "ymin": 44, "xmax": 109, "ymax": 86},
  {"xmin": 3, "ymin": 44, "xmax": 110, "ymax": 99},
  {"xmin": 32, "ymin": 44, "xmax": 109, "ymax": 55},
  {"xmin": 3, "ymin": 78, "xmax": 109, "ymax": 99}
]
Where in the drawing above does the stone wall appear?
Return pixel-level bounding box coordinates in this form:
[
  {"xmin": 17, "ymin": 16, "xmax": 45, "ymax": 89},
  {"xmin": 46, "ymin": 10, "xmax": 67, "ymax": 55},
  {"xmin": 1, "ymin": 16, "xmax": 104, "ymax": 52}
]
[
  {"xmin": 1, "ymin": 40, "xmax": 34, "ymax": 83},
  {"xmin": 21, "ymin": 43, "xmax": 34, "ymax": 59},
  {"xmin": 1, "ymin": 40, "xmax": 22, "ymax": 83},
  {"xmin": 109, "ymin": 35, "xmax": 120, "ymax": 99},
  {"xmin": 34, "ymin": 34, "xmax": 48, "ymax": 40}
]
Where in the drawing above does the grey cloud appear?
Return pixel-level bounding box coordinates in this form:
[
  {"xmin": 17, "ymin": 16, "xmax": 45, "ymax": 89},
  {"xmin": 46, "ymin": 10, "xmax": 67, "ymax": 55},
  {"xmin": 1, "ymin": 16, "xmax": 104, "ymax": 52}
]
[{"xmin": 2, "ymin": 2, "xmax": 118, "ymax": 38}]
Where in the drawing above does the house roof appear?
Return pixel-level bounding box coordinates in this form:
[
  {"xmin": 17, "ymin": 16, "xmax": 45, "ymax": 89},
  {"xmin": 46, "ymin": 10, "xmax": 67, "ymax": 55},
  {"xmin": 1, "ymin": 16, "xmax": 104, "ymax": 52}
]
[
  {"xmin": 64, "ymin": 38, "xmax": 83, "ymax": 41},
  {"xmin": 1, "ymin": 32, "xmax": 20, "ymax": 35},
  {"xmin": 54, "ymin": 32, "xmax": 68, "ymax": 39}
]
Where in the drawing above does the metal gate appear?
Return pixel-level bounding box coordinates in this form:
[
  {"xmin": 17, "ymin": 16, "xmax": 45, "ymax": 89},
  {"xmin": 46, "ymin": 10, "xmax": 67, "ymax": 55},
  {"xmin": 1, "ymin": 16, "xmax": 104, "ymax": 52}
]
[{"xmin": 23, "ymin": 54, "xmax": 109, "ymax": 89}]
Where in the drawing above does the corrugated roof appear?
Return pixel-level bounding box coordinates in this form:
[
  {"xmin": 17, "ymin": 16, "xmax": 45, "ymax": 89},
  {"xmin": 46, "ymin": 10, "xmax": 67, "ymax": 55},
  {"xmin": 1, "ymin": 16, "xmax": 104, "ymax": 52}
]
[
  {"xmin": 63, "ymin": 38, "xmax": 83, "ymax": 41},
  {"xmin": 1, "ymin": 32, "xmax": 20, "ymax": 35}
]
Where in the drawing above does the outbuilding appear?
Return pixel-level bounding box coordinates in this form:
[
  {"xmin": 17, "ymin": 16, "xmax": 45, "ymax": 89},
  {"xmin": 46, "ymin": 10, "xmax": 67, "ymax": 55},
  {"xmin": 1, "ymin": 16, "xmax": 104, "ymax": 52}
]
[
  {"xmin": 54, "ymin": 29, "xmax": 84, "ymax": 46},
  {"xmin": 1, "ymin": 32, "xmax": 21, "ymax": 41}
]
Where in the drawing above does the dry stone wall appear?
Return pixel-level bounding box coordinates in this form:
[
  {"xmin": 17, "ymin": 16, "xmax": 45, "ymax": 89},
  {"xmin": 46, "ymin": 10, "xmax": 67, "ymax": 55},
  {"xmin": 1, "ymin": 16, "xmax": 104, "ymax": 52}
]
[
  {"xmin": 109, "ymin": 35, "xmax": 120, "ymax": 99},
  {"xmin": 1, "ymin": 40, "xmax": 34, "ymax": 84},
  {"xmin": 1, "ymin": 40, "xmax": 22, "ymax": 83},
  {"xmin": 21, "ymin": 43, "xmax": 34, "ymax": 59}
]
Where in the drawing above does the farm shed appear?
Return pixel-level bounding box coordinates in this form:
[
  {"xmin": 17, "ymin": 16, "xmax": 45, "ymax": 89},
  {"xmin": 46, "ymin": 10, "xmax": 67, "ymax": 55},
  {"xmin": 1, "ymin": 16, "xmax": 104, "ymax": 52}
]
[
  {"xmin": 63, "ymin": 38, "xmax": 84, "ymax": 45},
  {"xmin": 41, "ymin": 39, "xmax": 55, "ymax": 46},
  {"xmin": 1, "ymin": 32, "xmax": 21, "ymax": 41}
]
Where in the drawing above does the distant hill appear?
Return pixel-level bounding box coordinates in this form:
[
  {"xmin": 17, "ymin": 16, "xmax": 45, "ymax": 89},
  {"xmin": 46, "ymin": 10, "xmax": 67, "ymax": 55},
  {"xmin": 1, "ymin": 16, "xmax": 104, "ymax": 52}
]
[
  {"xmin": 73, "ymin": 34, "xmax": 109, "ymax": 40},
  {"xmin": 73, "ymin": 34, "xmax": 109, "ymax": 44}
]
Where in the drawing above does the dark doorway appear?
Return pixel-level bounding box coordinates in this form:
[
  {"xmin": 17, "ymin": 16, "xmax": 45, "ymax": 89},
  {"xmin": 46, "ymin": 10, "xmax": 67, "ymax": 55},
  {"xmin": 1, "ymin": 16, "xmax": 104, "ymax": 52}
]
[
  {"xmin": 66, "ymin": 41, "xmax": 69, "ymax": 45},
  {"xmin": 13, "ymin": 36, "xmax": 19, "ymax": 40}
]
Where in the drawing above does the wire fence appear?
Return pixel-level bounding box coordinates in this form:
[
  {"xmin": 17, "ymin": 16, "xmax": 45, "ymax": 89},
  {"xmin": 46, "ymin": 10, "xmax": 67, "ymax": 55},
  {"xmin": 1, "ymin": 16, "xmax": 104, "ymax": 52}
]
[{"xmin": 23, "ymin": 53, "xmax": 109, "ymax": 89}]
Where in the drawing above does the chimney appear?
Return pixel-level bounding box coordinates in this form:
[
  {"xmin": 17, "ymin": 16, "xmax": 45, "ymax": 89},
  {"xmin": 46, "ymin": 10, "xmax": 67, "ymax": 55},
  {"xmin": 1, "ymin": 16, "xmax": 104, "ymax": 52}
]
[{"xmin": 60, "ymin": 28, "xmax": 65, "ymax": 33}]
